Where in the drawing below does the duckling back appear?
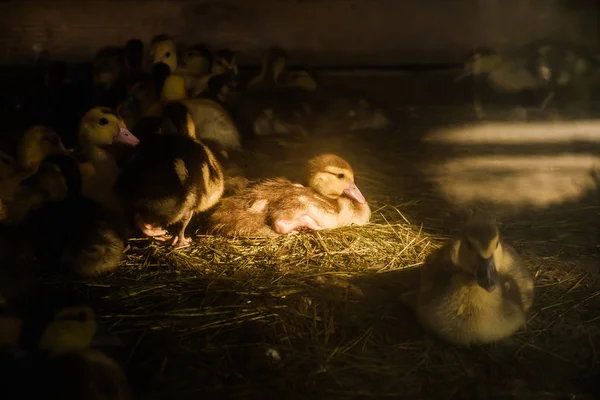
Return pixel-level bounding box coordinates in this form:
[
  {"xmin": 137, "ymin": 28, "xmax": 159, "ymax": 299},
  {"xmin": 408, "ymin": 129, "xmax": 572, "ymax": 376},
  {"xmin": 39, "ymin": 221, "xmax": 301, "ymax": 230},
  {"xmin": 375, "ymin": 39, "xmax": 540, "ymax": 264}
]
[
  {"xmin": 416, "ymin": 223, "xmax": 535, "ymax": 345},
  {"xmin": 209, "ymin": 177, "xmax": 302, "ymax": 237}
]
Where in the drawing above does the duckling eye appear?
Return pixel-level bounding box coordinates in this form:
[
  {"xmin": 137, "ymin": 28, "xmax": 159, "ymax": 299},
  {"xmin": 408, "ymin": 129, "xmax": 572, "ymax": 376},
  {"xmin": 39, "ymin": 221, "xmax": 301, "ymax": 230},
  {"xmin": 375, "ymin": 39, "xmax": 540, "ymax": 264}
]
[
  {"xmin": 99, "ymin": 117, "xmax": 109, "ymax": 126},
  {"xmin": 337, "ymin": 173, "xmax": 345, "ymax": 179},
  {"xmin": 165, "ymin": 52, "xmax": 171, "ymax": 58}
]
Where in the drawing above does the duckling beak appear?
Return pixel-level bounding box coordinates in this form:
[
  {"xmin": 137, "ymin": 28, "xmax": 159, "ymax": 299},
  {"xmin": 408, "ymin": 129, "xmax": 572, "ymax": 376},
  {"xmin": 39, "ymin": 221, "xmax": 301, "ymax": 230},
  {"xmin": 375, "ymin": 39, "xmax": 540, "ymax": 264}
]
[
  {"xmin": 476, "ymin": 256, "xmax": 499, "ymax": 293},
  {"xmin": 113, "ymin": 125, "xmax": 140, "ymax": 147},
  {"xmin": 343, "ymin": 182, "xmax": 366, "ymax": 204}
]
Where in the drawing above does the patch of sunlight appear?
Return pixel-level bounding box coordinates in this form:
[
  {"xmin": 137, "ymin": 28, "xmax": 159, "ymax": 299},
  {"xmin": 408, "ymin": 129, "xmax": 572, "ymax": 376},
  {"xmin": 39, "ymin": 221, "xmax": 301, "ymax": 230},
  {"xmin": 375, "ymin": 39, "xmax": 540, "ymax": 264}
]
[{"xmin": 424, "ymin": 120, "xmax": 600, "ymax": 144}]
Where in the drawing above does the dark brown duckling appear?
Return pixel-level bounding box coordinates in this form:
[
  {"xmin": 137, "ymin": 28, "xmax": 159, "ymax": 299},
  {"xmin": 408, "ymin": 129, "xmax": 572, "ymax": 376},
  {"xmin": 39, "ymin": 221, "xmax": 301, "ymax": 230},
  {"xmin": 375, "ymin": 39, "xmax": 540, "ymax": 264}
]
[{"xmin": 114, "ymin": 101, "xmax": 225, "ymax": 248}]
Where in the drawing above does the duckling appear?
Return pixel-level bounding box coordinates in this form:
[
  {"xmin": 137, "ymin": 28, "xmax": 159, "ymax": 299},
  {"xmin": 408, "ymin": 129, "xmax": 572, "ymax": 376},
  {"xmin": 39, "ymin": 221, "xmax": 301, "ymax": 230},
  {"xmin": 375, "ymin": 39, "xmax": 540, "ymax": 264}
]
[
  {"xmin": 150, "ymin": 34, "xmax": 179, "ymax": 73},
  {"xmin": 148, "ymin": 68, "xmax": 242, "ymax": 151},
  {"xmin": 415, "ymin": 215, "xmax": 535, "ymax": 345},
  {"xmin": 115, "ymin": 101, "xmax": 225, "ymax": 248},
  {"xmin": 118, "ymin": 62, "xmax": 172, "ymax": 134},
  {"xmin": 91, "ymin": 46, "xmax": 128, "ymax": 109},
  {"xmin": 182, "ymin": 43, "xmax": 214, "ymax": 77},
  {"xmin": 123, "ymin": 38, "xmax": 147, "ymax": 86},
  {"xmin": 77, "ymin": 106, "xmax": 140, "ymax": 212},
  {"xmin": 456, "ymin": 46, "xmax": 553, "ymax": 118},
  {"xmin": 209, "ymin": 153, "xmax": 370, "ymax": 237},
  {"xmin": 247, "ymin": 46, "xmax": 318, "ymax": 92},
  {"xmin": 196, "ymin": 70, "xmax": 239, "ymax": 105},
  {"xmin": 0, "ymin": 126, "xmax": 71, "ymax": 201},
  {"xmin": 2, "ymin": 152, "xmax": 82, "ymax": 223},
  {"xmin": 185, "ymin": 48, "xmax": 239, "ymax": 98},
  {"xmin": 35, "ymin": 306, "xmax": 131, "ymax": 400},
  {"xmin": 527, "ymin": 40, "xmax": 600, "ymax": 116}
]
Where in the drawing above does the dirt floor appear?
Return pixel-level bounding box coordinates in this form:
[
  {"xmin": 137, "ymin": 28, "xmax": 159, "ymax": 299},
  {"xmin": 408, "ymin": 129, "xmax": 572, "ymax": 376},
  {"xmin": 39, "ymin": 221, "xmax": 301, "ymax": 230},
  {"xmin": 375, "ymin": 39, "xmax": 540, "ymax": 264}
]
[{"xmin": 9, "ymin": 70, "xmax": 600, "ymax": 399}]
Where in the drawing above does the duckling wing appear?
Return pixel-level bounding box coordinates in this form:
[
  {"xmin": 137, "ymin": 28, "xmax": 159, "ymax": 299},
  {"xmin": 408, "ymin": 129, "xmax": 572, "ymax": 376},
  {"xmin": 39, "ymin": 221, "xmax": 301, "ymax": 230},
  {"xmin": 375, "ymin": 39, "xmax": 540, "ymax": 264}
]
[
  {"xmin": 115, "ymin": 134, "xmax": 220, "ymax": 225},
  {"xmin": 208, "ymin": 177, "xmax": 303, "ymax": 237},
  {"xmin": 499, "ymin": 241, "xmax": 535, "ymax": 312}
]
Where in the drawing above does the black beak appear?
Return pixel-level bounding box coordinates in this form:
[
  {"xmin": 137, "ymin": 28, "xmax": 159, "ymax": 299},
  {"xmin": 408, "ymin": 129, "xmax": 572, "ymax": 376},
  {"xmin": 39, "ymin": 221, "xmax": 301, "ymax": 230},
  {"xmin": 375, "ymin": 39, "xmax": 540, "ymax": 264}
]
[{"xmin": 476, "ymin": 256, "xmax": 499, "ymax": 293}]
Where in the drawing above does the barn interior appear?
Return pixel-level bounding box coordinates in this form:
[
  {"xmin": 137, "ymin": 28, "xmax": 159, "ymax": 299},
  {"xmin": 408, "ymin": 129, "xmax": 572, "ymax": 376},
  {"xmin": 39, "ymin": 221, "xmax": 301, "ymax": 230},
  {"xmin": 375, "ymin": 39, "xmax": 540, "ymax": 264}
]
[{"xmin": 0, "ymin": 1, "xmax": 599, "ymax": 399}]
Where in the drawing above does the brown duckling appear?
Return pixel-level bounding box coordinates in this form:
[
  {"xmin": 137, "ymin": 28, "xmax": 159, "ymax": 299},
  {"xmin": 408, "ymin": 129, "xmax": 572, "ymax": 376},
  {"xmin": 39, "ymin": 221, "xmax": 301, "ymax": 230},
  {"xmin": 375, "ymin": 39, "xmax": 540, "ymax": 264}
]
[
  {"xmin": 114, "ymin": 101, "xmax": 225, "ymax": 248},
  {"xmin": 209, "ymin": 153, "xmax": 370, "ymax": 237},
  {"xmin": 416, "ymin": 214, "xmax": 535, "ymax": 345},
  {"xmin": 247, "ymin": 46, "xmax": 318, "ymax": 92}
]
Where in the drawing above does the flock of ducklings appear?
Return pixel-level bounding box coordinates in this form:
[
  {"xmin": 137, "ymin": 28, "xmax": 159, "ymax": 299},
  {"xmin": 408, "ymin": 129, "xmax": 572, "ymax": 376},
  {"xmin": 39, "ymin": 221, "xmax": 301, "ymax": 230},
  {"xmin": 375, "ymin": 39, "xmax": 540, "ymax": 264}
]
[
  {"xmin": 3, "ymin": 36, "xmax": 593, "ymax": 398},
  {"xmin": 459, "ymin": 40, "xmax": 600, "ymax": 118}
]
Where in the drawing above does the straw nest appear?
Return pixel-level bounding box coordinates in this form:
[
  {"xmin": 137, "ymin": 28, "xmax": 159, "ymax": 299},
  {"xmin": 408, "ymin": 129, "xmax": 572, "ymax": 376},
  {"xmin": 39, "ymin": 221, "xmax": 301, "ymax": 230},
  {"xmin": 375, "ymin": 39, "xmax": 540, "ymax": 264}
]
[
  {"xmin": 55, "ymin": 197, "xmax": 600, "ymax": 400},
  {"xmin": 40, "ymin": 93, "xmax": 600, "ymax": 398}
]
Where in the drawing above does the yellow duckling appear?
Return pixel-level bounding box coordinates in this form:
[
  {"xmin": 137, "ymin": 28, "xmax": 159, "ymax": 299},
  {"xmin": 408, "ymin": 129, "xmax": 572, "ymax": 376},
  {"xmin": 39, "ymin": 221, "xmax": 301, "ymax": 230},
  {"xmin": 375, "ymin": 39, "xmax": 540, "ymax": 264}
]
[
  {"xmin": 456, "ymin": 47, "xmax": 552, "ymax": 118},
  {"xmin": 115, "ymin": 102, "xmax": 225, "ymax": 248},
  {"xmin": 209, "ymin": 153, "xmax": 370, "ymax": 237},
  {"xmin": 149, "ymin": 34, "xmax": 179, "ymax": 73},
  {"xmin": 247, "ymin": 46, "xmax": 318, "ymax": 92},
  {"xmin": 36, "ymin": 306, "xmax": 131, "ymax": 400},
  {"xmin": 415, "ymin": 215, "xmax": 535, "ymax": 345},
  {"xmin": 182, "ymin": 43, "xmax": 214, "ymax": 77},
  {"xmin": 146, "ymin": 69, "xmax": 242, "ymax": 152},
  {"xmin": 0, "ymin": 126, "xmax": 71, "ymax": 201},
  {"xmin": 77, "ymin": 107, "xmax": 140, "ymax": 212},
  {"xmin": 149, "ymin": 35, "xmax": 215, "ymax": 99}
]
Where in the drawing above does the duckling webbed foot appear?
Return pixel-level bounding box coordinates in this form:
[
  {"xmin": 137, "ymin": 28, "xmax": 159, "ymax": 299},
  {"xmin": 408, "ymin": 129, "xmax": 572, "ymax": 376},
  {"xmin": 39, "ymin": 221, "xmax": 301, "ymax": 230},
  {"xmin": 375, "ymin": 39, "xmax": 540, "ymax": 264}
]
[{"xmin": 170, "ymin": 211, "xmax": 194, "ymax": 249}]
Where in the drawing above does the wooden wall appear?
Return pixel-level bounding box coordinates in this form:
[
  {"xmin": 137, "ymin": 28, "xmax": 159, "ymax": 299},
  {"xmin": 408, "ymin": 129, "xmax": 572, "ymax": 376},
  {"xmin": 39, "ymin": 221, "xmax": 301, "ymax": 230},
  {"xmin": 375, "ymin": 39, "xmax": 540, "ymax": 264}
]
[{"xmin": 0, "ymin": 0, "xmax": 596, "ymax": 66}]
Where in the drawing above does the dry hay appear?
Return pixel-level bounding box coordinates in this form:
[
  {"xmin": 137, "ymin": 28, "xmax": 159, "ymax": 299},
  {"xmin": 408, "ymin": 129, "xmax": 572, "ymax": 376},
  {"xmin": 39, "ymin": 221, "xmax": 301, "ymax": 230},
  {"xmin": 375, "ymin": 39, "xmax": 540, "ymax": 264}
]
[{"xmin": 52, "ymin": 200, "xmax": 600, "ymax": 400}]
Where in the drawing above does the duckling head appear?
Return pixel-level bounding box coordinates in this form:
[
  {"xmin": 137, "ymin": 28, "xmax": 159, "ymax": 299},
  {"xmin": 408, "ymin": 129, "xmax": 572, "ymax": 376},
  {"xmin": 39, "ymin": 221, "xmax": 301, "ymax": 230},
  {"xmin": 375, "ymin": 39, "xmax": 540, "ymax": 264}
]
[
  {"xmin": 92, "ymin": 47, "xmax": 125, "ymax": 90},
  {"xmin": 212, "ymin": 49, "xmax": 239, "ymax": 77},
  {"xmin": 456, "ymin": 216, "xmax": 503, "ymax": 293},
  {"xmin": 17, "ymin": 126, "xmax": 71, "ymax": 173},
  {"xmin": 79, "ymin": 107, "xmax": 140, "ymax": 151},
  {"xmin": 150, "ymin": 34, "xmax": 178, "ymax": 72},
  {"xmin": 38, "ymin": 306, "xmax": 98, "ymax": 356},
  {"xmin": 184, "ymin": 44, "xmax": 214, "ymax": 76},
  {"xmin": 456, "ymin": 48, "xmax": 502, "ymax": 81},
  {"xmin": 307, "ymin": 154, "xmax": 366, "ymax": 204}
]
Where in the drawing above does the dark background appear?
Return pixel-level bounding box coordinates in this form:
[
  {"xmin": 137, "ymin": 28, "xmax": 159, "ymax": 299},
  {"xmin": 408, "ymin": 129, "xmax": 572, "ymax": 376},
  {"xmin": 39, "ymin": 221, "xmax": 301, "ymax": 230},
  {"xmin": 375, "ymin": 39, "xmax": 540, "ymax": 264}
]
[{"xmin": 0, "ymin": 0, "xmax": 597, "ymax": 67}]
